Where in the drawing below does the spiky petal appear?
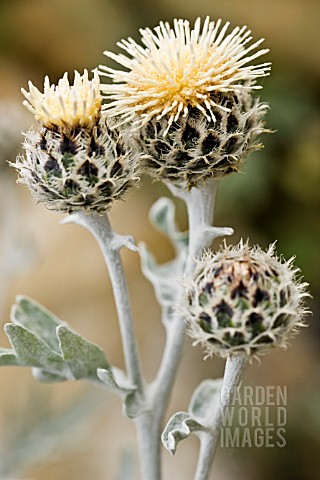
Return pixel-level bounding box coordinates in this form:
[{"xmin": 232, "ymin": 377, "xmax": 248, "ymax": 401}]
[
  {"xmin": 21, "ymin": 70, "xmax": 102, "ymax": 129},
  {"xmin": 99, "ymin": 17, "xmax": 271, "ymax": 131}
]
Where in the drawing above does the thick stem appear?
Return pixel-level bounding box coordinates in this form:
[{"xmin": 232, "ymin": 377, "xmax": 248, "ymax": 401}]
[
  {"xmin": 194, "ymin": 356, "xmax": 248, "ymax": 480},
  {"xmin": 69, "ymin": 211, "xmax": 144, "ymax": 392},
  {"xmin": 195, "ymin": 433, "xmax": 217, "ymax": 480},
  {"xmin": 184, "ymin": 180, "xmax": 218, "ymax": 266},
  {"xmin": 135, "ymin": 412, "xmax": 162, "ymax": 480}
]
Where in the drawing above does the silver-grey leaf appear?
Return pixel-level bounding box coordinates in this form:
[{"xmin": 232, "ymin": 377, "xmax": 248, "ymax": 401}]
[
  {"xmin": 161, "ymin": 412, "xmax": 206, "ymax": 455},
  {"xmin": 32, "ymin": 368, "xmax": 68, "ymax": 383},
  {"xmin": 11, "ymin": 296, "xmax": 63, "ymax": 353},
  {"xmin": 189, "ymin": 378, "xmax": 223, "ymax": 422},
  {"xmin": 97, "ymin": 367, "xmax": 136, "ymax": 394},
  {"xmin": 0, "ymin": 348, "xmax": 19, "ymax": 366},
  {"xmin": 149, "ymin": 197, "xmax": 188, "ymax": 251},
  {"xmin": 139, "ymin": 242, "xmax": 186, "ymax": 306},
  {"xmin": 4, "ymin": 324, "xmax": 68, "ymax": 376},
  {"xmin": 57, "ymin": 325, "xmax": 110, "ymax": 381}
]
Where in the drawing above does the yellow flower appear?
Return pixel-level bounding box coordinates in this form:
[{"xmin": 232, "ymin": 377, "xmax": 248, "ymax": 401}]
[
  {"xmin": 99, "ymin": 17, "xmax": 271, "ymax": 132},
  {"xmin": 21, "ymin": 70, "xmax": 102, "ymax": 129}
]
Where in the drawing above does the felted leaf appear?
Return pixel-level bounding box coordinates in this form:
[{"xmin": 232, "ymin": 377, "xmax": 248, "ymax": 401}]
[
  {"xmin": 0, "ymin": 348, "xmax": 19, "ymax": 366},
  {"xmin": 57, "ymin": 325, "xmax": 110, "ymax": 381},
  {"xmin": 161, "ymin": 412, "xmax": 206, "ymax": 455},
  {"xmin": 32, "ymin": 368, "xmax": 68, "ymax": 383},
  {"xmin": 139, "ymin": 243, "xmax": 186, "ymax": 306},
  {"xmin": 140, "ymin": 197, "xmax": 188, "ymax": 307},
  {"xmin": 11, "ymin": 296, "xmax": 63, "ymax": 352},
  {"xmin": 97, "ymin": 367, "xmax": 136, "ymax": 393},
  {"xmin": 2, "ymin": 296, "xmax": 119, "ymax": 388},
  {"xmin": 4, "ymin": 324, "xmax": 69, "ymax": 377},
  {"xmin": 161, "ymin": 378, "xmax": 224, "ymax": 454},
  {"xmin": 189, "ymin": 378, "xmax": 223, "ymax": 421},
  {"xmin": 97, "ymin": 368, "xmax": 144, "ymax": 418},
  {"xmin": 122, "ymin": 391, "xmax": 148, "ymax": 419},
  {"xmin": 149, "ymin": 197, "xmax": 188, "ymax": 251},
  {"xmin": 199, "ymin": 226, "xmax": 234, "ymax": 249}
]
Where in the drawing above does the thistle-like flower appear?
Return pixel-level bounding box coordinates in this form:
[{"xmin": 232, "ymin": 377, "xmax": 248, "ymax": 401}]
[
  {"xmin": 14, "ymin": 70, "xmax": 139, "ymax": 213},
  {"xmin": 21, "ymin": 69, "xmax": 102, "ymax": 130},
  {"xmin": 183, "ymin": 241, "xmax": 309, "ymax": 358},
  {"xmin": 99, "ymin": 17, "xmax": 271, "ymax": 188}
]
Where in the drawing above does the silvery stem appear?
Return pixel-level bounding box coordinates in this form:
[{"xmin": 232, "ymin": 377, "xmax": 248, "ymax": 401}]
[
  {"xmin": 65, "ymin": 211, "xmax": 144, "ymax": 393},
  {"xmin": 183, "ymin": 180, "xmax": 218, "ymax": 269},
  {"xmin": 194, "ymin": 355, "xmax": 248, "ymax": 480},
  {"xmin": 135, "ymin": 412, "xmax": 162, "ymax": 480},
  {"xmin": 149, "ymin": 179, "xmax": 219, "ymax": 460}
]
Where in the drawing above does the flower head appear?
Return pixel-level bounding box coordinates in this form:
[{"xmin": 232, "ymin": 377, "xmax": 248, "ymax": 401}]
[
  {"xmin": 182, "ymin": 241, "xmax": 309, "ymax": 358},
  {"xmin": 15, "ymin": 70, "xmax": 139, "ymax": 213},
  {"xmin": 21, "ymin": 69, "xmax": 102, "ymax": 130},
  {"xmin": 14, "ymin": 118, "xmax": 139, "ymax": 213},
  {"xmin": 99, "ymin": 17, "xmax": 271, "ymax": 131}
]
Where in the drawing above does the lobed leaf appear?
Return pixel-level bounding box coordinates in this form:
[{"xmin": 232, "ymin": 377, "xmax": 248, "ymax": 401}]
[
  {"xmin": 57, "ymin": 325, "xmax": 111, "ymax": 381},
  {"xmin": 189, "ymin": 378, "xmax": 223, "ymax": 421},
  {"xmin": 32, "ymin": 368, "xmax": 69, "ymax": 383},
  {"xmin": 161, "ymin": 412, "xmax": 206, "ymax": 455},
  {"xmin": 0, "ymin": 348, "xmax": 19, "ymax": 366},
  {"xmin": 1, "ymin": 296, "xmax": 117, "ymax": 387},
  {"xmin": 140, "ymin": 197, "xmax": 189, "ymax": 308},
  {"xmin": 139, "ymin": 243, "xmax": 186, "ymax": 306},
  {"xmin": 97, "ymin": 367, "xmax": 136, "ymax": 393},
  {"xmin": 4, "ymin": 324, "xmax": 69, "ymax": 376},
  {"xmin": 149, "ymin": 197, "xmax": 188, "ymax": 252},
  {"xmin": 11, "ymin": 296, "xmax": 63, "ymax": 352},
  {"xmin": 161, "ymin": 378, "xmax": 224, "ymax": 454}
]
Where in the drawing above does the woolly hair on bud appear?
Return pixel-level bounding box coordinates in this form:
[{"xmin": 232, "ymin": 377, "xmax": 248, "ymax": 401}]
[
  {"xmin": 14, "ymin": 116, "xmax": 139, "ymax": 213},
  {"xmin": 182, "ymin": 241, "xmax": 309, "ymax": 358},
  {"xmin": 133, "ymin": 89, "xmax": 268, "ymax": 189}
]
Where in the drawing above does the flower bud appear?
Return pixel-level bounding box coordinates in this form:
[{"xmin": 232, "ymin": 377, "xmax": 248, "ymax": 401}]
[
  {"xmin": 183, "ymin": 241, "xmax": 309, "ymax": 358},
  {"xmin": 14, "ymin": 70, "xmax": 139, "ymax": 213}
]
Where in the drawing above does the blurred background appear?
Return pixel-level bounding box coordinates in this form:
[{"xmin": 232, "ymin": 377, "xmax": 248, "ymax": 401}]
[{"xmin": 0, "ymin": 0, "xmax": 319, "ymax": 479}]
